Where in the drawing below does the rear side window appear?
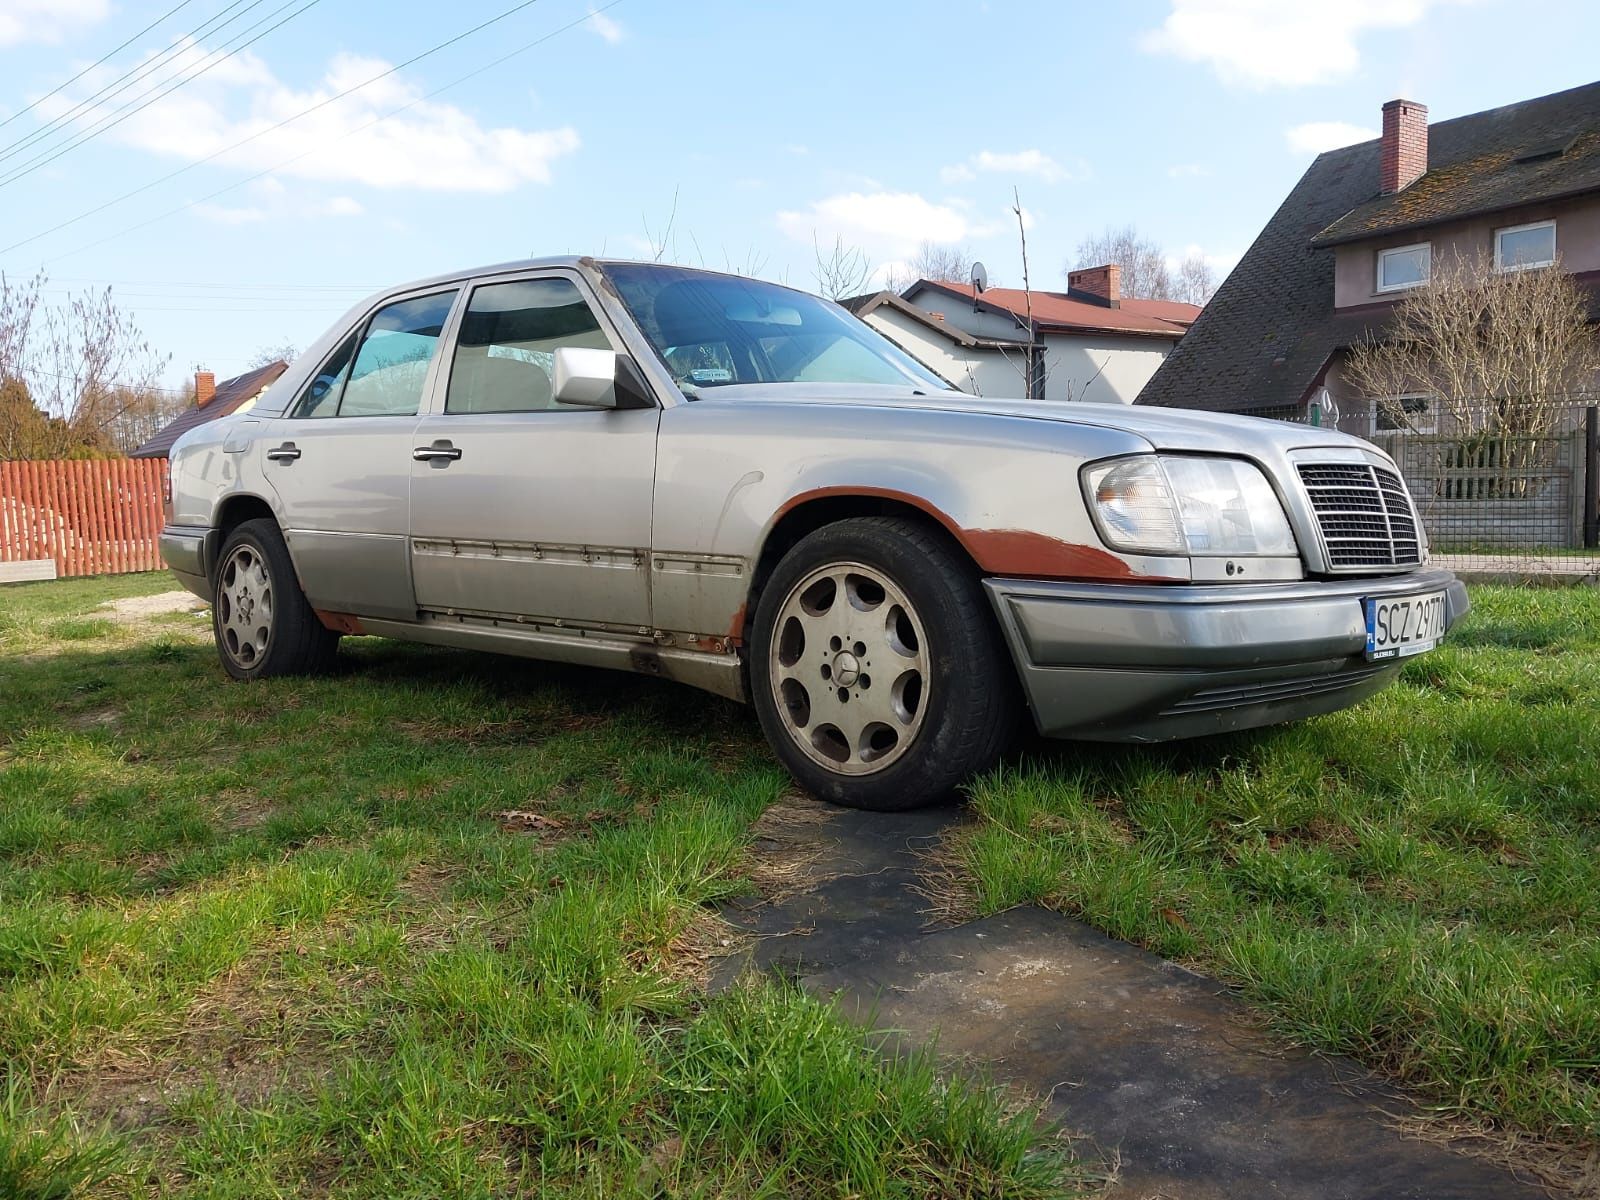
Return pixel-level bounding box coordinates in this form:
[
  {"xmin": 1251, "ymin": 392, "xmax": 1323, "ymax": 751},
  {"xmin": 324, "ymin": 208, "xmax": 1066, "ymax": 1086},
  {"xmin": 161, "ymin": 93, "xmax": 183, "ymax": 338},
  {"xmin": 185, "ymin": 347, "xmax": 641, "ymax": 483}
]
[
  {"xmin": 445, "ymin": 278, "xmax": 612, "ymax": 414},
  {"xmin": 294, "ymin": 290, "xmax": 457, "ymax": 418}
]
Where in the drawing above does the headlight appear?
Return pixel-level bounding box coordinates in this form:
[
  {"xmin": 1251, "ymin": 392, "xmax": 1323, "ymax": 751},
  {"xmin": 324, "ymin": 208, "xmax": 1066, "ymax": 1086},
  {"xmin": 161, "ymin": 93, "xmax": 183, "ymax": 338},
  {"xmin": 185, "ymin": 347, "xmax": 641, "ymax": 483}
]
[{"xmin": 1084, "ymin": 455, "xmax": 1297, "ymax": 558}]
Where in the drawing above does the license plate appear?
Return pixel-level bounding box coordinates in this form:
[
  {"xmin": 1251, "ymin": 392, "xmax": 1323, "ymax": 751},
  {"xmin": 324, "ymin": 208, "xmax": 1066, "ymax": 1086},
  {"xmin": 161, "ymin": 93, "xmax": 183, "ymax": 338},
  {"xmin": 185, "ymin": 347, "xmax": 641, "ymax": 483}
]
[{"xmin": 1364, "ymin": 591, "xmax": 1447, "ymax": 660}]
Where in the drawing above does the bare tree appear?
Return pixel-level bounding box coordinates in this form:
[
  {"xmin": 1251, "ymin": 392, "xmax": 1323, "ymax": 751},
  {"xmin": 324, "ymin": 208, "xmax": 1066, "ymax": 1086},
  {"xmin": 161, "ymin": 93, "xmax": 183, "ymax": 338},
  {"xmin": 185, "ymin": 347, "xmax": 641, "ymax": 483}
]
[
  {"xmin": 812, "ymin": 233, "xmax": 872, "ymax": 301},
  {"xmin": 0, "ymin": 271, "xmax": 171, "ymax": 458},
  {"xmin": 1344, "ymin": 251, "xmax": 1599, "ymax": 494},
  {"xmin": 1174, "ymin": 252, "xmax": 1217, "ymax": 305},
  {"xmin": 1070, "ymin": 225, "xmax": 1173, "ymax": 299},
  {"xmin": 247, "ymin": 341, "xmax": 298, "ymax": 370},
  {"xmin": 910, "ymin": 241, "xmax": 974, "ymax": 285}
]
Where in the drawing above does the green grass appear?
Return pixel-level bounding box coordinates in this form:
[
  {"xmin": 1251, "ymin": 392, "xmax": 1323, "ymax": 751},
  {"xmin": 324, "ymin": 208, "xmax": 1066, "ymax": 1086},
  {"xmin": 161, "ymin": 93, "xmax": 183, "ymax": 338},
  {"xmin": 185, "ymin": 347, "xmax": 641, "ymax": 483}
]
[
  {"xmin": 0, "ymin": 574, "xmax": 1089, "ymax": 1199},
  {"xmin": 950, "ymin": 585, "xmax": 1600, "ymax": 1151}
]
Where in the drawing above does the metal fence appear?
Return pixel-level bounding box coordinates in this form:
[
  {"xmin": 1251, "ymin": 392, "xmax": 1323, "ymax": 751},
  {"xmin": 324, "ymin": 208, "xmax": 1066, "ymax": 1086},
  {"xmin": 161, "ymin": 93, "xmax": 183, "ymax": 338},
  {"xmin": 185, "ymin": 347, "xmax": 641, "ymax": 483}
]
[{"xmin": 1249, "ymin": 396, "xmax": 1600, "ymax": 579}]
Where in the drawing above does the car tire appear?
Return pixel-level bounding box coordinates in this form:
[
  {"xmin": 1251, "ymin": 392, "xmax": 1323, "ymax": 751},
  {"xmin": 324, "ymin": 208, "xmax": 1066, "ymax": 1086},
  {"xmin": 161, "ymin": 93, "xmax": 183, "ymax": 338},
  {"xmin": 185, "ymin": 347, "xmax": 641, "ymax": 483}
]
[
  {"xmin": 212, "ymin": 518, "xmax": 339, "ymax": 681},
  {"xmin": 749, "ymin": 515, "xmax": 1019, "ymax": 811}
]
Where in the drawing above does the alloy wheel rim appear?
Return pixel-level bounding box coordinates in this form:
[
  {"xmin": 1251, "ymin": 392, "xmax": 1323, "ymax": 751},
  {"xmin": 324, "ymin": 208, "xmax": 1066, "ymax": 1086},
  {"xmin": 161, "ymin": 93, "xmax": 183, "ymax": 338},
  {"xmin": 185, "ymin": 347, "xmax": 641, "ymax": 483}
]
[
  {"xmin": 768, "ymin": 560, "xmax": 930, "ymax": 776},
  {"xmin": 217, "ymin": 545, "xmax": 273, "ymax": 668}
]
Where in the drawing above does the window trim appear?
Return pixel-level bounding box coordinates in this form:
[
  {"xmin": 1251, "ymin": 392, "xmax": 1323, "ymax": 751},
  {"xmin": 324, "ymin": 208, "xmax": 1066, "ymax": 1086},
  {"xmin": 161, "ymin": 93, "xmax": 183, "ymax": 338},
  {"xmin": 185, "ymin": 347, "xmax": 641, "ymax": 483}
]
[
  {"xmin": 431, "ymin": 268, "xmax": 650, "ymax": 419},
  {"xmin": 1493, "ymin": 219, "xmax": 1556, "ymax": 273},
  {"xmin": 288, "ymin": 286, "xmax": 462, "ymax": 420},
  {"xmin": 1370, "ymin": 392, "xmax": 1437, "ymax": 436},
  {"xmin": 1375, "ymin": 242, "xmax": 1431, "ymax": 294}
]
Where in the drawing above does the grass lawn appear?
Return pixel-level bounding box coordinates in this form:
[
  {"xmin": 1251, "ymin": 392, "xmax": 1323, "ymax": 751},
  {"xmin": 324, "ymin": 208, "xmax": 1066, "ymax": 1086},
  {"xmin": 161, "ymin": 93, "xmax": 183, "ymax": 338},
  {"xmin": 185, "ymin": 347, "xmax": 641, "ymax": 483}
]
[
  {"xmin": 947, "ymin": 585, "xmax": 1600, "ymax": 1168},
  {"xmin": 0, "ymin": 574, "xmax": 1090, "ymax": 1199}
]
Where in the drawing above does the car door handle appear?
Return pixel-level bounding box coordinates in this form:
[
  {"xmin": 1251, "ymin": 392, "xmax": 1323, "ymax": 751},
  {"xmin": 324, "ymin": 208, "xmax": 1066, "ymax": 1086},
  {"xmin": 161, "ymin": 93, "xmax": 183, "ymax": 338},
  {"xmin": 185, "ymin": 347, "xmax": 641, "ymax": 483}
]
[
  {"xmin": 412, "ymin": 440, "xmax": 463, "ymax": 464},
  {"xmin": 265, "ymin": 443, "xmax": 301, "ymax": 462}
]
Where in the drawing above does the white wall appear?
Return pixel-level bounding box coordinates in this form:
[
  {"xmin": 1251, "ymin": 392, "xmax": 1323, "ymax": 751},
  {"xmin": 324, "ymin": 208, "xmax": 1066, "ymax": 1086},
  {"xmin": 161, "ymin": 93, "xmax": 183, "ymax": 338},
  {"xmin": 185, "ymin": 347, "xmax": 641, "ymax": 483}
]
[
  {"xmin": 900, "ymin": 289, "xmax": 1176, "ymax": 404},
  {"xmin": 1042, "ymin": 334, "xmax": 1170, "ymax": 405},
  {"xmin": 906, "ymin": 293, "xmax": 1029, "ymax": 341},
  {"xmin": 862, "ymin": 308, "xmax": 1030, "ymax": 399}
]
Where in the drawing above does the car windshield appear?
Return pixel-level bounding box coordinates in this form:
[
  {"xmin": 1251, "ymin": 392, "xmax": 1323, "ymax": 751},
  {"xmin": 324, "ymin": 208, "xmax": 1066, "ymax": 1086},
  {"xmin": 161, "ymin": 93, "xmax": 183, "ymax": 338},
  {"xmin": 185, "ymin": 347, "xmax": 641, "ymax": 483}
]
[{"xmin": 601, "ymin": 262, "xmax": 953, "ymax": 396}]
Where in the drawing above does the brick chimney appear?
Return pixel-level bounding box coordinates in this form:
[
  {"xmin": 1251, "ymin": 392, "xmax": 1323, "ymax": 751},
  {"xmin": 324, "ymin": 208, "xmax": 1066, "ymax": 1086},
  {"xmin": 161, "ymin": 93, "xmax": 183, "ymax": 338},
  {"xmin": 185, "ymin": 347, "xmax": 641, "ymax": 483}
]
[
  {"xmin": 1380, "ymin": 99, "xmax": 1428, "ymax": 194},
  {"xmin": 194, "ymin": 370, "xmax": 216, "ymax": 407},
  {"xmin": 1068, "ymin": 263, "xmax": 1121, "ymax": 308}
]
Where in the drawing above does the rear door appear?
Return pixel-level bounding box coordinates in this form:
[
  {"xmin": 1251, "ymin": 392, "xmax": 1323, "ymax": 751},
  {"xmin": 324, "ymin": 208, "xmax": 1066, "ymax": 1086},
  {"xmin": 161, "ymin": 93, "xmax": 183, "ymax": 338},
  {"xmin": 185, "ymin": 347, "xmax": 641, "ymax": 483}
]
[
  {"xmin": 407, "ymin": 271, "xmax": 658, "ymax": 628},
  {"xmin": 263, "ymin": 288, "xmax": 459, "ymax": 620}
]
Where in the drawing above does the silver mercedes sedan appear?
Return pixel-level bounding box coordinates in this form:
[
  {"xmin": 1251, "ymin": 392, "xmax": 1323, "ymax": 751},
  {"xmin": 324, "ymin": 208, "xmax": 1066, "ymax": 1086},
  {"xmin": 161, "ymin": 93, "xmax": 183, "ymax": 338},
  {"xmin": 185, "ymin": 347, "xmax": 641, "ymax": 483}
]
[{"xmin": 160, "ymin": 258, "xmax": 1467, "ymax": 810}]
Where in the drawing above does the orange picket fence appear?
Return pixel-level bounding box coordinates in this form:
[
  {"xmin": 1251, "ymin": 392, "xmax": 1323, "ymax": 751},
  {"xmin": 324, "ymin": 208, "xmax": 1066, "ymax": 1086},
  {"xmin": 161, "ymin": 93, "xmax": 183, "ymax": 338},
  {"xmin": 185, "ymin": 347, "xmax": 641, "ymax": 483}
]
[{"xmin": 0, "ymin": 458, "xmax": 167, "ymax": 578}]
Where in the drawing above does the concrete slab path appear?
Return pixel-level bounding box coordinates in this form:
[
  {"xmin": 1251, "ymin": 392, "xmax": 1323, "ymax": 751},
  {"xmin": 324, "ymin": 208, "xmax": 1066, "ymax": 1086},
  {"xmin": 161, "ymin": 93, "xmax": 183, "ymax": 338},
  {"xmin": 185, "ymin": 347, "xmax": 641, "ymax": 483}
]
[{"xmin": 715, "ymin": 805, "xmax": 1553, "ymax": 1200}]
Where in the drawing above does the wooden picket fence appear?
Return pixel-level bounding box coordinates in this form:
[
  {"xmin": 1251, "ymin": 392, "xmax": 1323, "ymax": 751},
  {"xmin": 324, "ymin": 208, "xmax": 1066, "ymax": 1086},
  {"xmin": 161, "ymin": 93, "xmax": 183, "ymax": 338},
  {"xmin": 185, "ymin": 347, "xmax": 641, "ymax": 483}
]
[{"xmin": 0, "ymin": 458, "xmax": 167, "ymax": 578}]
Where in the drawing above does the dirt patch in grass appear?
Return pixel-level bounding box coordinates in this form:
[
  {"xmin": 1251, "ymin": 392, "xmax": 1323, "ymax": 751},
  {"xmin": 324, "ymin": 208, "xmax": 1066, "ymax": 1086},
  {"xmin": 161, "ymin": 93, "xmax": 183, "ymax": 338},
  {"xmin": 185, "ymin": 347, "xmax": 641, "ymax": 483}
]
[
  {"xmin": 743, "ymin": 791, "xmax": 835, "ymax": 902},
  {"xmin": 52, "ymin": 935, "xmax": 357, "ymax": 1140},
  {"xmin": 97, "ymin": 592, "xmax": 208, "ymax": 622}
]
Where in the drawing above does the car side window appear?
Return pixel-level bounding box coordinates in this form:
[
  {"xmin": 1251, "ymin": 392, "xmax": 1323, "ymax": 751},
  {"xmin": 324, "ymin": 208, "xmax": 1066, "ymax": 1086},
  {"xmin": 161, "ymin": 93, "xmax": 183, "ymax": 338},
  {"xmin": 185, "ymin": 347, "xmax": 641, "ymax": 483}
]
[
  {"xmin": 445, "ymin": 278, "xmax": 613, "ymax": 414},
  {"xmin": 291, "ymin": 332, "xmax": 357, "ymax": 418},
  {"xmin": 337, "ymin": 290, "xmax": 458, "ymax": 418}
]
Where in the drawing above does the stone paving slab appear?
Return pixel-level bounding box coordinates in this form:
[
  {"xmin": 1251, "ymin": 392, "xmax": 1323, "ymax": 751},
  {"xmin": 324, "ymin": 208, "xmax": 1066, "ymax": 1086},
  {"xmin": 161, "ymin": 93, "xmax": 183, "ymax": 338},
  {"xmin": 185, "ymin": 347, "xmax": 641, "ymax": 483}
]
[{"xmin": 718, "ymin": 806, "xmax": 1554, "ymax": 1200}]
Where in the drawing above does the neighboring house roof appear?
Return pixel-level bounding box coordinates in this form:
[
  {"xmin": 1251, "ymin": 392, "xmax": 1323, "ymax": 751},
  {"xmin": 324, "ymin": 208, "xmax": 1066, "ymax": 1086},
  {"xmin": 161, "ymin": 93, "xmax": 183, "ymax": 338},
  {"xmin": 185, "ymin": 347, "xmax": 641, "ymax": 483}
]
[
  {"xmin": 843, "ymin": 291, "xmax": 1031, "ymax": 349},
  {"xmin": 1314, "ymin": 83, "xmax": 1600, "ymax": 247},
  {"xmin": 1139, "ymin": 80, "xmax": 1600, "ymax": 414},
  {"xmin": 130, "ymin": 361, "xmax": 288, "ymax": 459},
  {"xmin": 905, "ymin": 279, "xmax": 1199, "ymax": 339}
]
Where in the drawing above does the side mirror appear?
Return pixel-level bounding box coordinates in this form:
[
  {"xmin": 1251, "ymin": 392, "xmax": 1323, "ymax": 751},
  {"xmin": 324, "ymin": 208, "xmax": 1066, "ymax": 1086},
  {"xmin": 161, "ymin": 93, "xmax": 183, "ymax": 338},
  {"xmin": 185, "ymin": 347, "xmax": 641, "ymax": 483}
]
[
  {"xmin": 553, "ymin": 346, "xmax": 619, "ymax": 408},
  {"xmin": 552, "ymin": 346, "xmax": 655, "ymax": 410}
]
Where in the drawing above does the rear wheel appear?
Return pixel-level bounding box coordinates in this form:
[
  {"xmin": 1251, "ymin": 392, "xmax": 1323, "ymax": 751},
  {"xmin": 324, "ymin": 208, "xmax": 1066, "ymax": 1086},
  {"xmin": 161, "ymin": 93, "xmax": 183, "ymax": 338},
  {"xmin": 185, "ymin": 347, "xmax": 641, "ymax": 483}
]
[
  {"xmin": 212, "ymin": 518, "xmax": 339, "ymax": 680},
  {"xmin": 749, "ymin": 516, "xmax": 1019, "ymax": 810}
]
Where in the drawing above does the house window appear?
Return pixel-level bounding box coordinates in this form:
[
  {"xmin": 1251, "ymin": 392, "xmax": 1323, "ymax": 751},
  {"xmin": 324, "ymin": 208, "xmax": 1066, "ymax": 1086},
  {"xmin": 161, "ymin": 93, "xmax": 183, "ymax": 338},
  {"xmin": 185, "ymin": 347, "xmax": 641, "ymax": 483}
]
[
  {"xmin": 1494, "ymin": 220, "xmax": 1556, "ymax": 271},
  {"xmin": 1376, "ymin": 243, "xmax": 1430, "ymax": 293},
  {"xmin": 1372, "ymin": 394, "xmax": 1436, "ymax": 435}
]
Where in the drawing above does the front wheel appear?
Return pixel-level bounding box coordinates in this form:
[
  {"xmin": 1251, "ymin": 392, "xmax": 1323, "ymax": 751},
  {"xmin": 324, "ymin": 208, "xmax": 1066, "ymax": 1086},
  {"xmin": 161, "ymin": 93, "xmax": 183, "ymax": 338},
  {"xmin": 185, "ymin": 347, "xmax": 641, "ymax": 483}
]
[
  {"xmin": 749, "ymin": 516, "xmax": 1019, "ymax": 811},
  {"xmin": 212, "ymin": 518, "xmax": 339, "ymax": 680}
]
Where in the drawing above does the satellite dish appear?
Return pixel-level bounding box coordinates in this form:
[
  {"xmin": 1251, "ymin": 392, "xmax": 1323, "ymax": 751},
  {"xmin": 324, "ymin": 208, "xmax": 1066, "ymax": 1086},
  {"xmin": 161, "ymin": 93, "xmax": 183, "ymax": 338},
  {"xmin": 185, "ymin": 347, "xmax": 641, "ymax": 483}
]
[{"xmin": 971, "ymin": 261, "xmax": 989, "ymax": 294}]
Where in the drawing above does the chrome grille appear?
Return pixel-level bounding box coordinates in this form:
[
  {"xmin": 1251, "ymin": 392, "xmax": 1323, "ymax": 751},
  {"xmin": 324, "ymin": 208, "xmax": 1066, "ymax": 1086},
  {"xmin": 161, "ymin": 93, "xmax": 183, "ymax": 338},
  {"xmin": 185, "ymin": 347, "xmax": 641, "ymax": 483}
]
[{"xmin": 1297, "ymin": 463, "xmax": 1422, "ymax": 570}]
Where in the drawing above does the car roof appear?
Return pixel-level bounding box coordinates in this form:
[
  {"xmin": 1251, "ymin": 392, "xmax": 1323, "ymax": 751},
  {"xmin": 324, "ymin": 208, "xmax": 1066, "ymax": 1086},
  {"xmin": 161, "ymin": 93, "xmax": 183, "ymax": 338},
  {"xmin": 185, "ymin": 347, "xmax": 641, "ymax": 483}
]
[{"xmin": 371, "ymin": 257, "xmax": 820, "ymax": 304}]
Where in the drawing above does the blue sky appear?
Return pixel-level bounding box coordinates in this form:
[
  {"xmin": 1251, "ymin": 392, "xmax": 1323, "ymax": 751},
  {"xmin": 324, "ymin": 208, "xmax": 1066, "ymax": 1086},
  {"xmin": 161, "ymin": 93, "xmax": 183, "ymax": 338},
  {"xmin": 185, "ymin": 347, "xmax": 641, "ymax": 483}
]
[{"xmin": 2, "ymin": 0, "xmax": 1598, "ymax": 391}]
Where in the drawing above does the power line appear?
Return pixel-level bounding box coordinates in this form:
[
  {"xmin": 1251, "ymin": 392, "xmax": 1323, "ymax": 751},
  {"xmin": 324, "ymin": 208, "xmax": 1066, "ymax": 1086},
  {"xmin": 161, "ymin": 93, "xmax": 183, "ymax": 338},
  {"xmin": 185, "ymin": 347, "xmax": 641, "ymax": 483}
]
[
  {"xmin": 0, "ymin": 0, "xmax": 322, "ymax": 189},
  {"xmin": 0, "ymin": 0, "xmax": 263, "ymax": 164},
  {"xmin": 0, "ymin": 0, "xmax": 198, "ymax": 133},
  {"xmin": 1, "ymin": 0, "xmax": 550, "ymax": 249},
  {"xmin": 11, "ymin": 0, "xmax": 619, "ymax": 264}
]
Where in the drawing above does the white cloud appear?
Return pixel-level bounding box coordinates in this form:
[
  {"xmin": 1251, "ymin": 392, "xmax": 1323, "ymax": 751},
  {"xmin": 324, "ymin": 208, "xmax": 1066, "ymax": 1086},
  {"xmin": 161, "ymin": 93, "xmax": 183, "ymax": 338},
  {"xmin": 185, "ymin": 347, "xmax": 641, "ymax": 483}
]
[
  {"xmin": 777, "ymin": 191, "xmax": 973, "ymax": 258},
  {"xmin": 317, "ymin": 195, "xmax": 364, "ymax": 217},
  {"xmin": 777, "ymin": 190, "xmax": 1030, "ymax": 263},
  {"xmin": 194, "ymin": 188, "xmax": 364, "ymax": 225},
  {"xmin": 0, "ymin": 0, "xmax": 109, "ymax": 47},
  {"xmin": 1167, "ymin": 162, "xmax": 1211, "ymax": 178},
  {"xmin": 941, "ymin": 148, "xmax": 1076, "ymax": 185},
  {"xmin": 585, "ymin": 8, "xmax": 624, "ymax": 44},
  {"xmin": 37, "ymin": 42, "xmax": 580, "ymax": 192},
  {"xmin": 1140, "ymin": 0, "xmax": 1461, "ymax": 88},
  {"xmin": 1286, "ymin": 121, "xmax": 1379, "ymax": 154},
  {"xmin": 194, "ymin": 202, "xmax": 266, "ymax": 226}
]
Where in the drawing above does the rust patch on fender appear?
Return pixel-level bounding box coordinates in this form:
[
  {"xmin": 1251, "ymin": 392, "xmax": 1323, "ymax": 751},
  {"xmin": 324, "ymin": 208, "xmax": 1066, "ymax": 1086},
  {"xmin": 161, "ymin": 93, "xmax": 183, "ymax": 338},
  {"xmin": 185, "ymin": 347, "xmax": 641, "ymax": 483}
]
[
  {"xmin": 773, "ymin": 486, "xmax": 1178, "ymax": 583},
  {"xmin": 314, "ymin": 610, "xmax": 365, "ymax": 635},
  {"xmin": 965, "ymin": 529, "xmax": 1182, "ymax": 582},
  {"xmin": 726, "ymin": 603, "xmax": 748, "ymax": 646}
]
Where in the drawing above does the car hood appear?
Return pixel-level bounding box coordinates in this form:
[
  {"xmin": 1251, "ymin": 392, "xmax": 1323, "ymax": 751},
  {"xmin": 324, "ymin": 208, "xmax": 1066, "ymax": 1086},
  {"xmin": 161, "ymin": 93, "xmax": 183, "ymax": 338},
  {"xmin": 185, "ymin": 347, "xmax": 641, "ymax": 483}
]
[{"xmin": 691, "ymin": 385, "xmax": 1375, "ymax": 456}]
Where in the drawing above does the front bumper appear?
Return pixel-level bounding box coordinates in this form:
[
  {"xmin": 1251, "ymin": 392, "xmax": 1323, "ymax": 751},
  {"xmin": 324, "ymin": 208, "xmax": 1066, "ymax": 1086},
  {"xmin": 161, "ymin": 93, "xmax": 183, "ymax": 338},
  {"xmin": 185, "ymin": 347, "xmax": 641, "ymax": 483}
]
[
  {"xmin": 159, "ymin": 524, "xmax": 216, "ymax": 600},
  {"xmin": 984, "ymin": 567, "xmax": 1469, "ymax": 742}
]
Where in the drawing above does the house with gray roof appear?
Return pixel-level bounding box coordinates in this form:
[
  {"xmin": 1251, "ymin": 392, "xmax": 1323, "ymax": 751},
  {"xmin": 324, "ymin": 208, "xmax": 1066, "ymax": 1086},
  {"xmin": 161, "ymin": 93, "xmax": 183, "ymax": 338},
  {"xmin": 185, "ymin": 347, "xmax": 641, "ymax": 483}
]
[{"xmin": 1138, "ymin": 80, "xmax": 1600, "ymax": 434}]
